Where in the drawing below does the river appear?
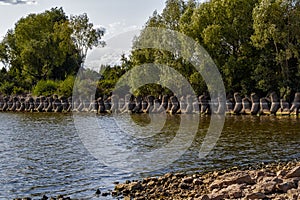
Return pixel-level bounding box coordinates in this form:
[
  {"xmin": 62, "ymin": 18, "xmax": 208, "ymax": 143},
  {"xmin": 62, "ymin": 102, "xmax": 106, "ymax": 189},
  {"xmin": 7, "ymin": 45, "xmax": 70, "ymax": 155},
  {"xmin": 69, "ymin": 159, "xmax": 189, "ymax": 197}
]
[{"xmin": 0, "ymin": 112, "xmax": 299, "ymax": 199}]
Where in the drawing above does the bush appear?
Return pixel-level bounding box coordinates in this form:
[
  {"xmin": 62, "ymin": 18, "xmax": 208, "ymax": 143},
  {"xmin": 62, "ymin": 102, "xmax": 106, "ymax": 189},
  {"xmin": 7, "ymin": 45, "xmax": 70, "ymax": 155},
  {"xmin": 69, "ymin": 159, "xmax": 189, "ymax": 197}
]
[
  {"xmin": 57, "ymin": 75, "xmax": 75, "ymax": 97},
  {"xmin": 0, "ymin": 81, "xmax": 14, "ymax": 95},
  {"xmin": 12, "ymin": 86, "xmax": 25, "ymax": 95},
  {"xmin": 33, "ymin": 80, "xmax": 59, "ymax": 96}
]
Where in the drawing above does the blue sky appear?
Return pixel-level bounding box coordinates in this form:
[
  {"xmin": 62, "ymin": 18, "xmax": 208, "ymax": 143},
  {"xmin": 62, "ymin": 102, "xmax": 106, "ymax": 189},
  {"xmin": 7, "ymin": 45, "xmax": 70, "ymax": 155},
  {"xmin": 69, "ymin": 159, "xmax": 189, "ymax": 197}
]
[
  {"xmin": 0, "ymin": 0, "xmax": 167, "ymax": 67},
  {"xmin": 0, "ymin": 0, "xmax": 166, "ymax": 38}
]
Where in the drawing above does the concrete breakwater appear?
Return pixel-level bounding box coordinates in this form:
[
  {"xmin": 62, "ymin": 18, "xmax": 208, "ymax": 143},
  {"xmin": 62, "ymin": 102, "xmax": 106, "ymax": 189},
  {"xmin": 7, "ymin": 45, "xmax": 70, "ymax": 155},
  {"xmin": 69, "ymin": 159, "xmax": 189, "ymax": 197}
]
[{"xmin": 1, "ymin": 92, "xmax": 300, "ymax": 115}]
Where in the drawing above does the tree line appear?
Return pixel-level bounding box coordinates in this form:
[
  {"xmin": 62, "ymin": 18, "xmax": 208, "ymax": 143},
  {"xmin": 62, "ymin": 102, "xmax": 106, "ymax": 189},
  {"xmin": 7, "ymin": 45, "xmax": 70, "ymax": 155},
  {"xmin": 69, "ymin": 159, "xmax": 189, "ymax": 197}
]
[
  {"xmin": 129, "ymin": 0, "xmax": 300, "ymax": 101},
  {"xmin": 1, "ymin": 0, "xmax": 300, "ymax": 101}
]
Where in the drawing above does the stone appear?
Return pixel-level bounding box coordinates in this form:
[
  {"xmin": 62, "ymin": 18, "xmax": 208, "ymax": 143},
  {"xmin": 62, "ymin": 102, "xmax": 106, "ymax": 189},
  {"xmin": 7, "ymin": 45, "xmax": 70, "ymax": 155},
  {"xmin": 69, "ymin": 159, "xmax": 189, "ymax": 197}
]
[
  {"xmin": 193, "ymin": 178, "xmax": 203, "ymax": 185},
  {"xmin": 197, "ymin": 194, "xmax": 210, "ymax": 200},
  {"xmin": 245, "ymin": 192, "xmax": 266, "ymax": 199},
  {"xmin": 209, "ymin": 172, "xmax": 254, "ymax": 190},
  {"xmin": 277, "ymin": 170, "xmax": 287, "ymax": 177},
  {"xmin": 179, "ymin": 183, "xmax": 190, "ymax": 189},
  {"xmin": 115, "ymin": 183, "xmax": 126, "ymax": 191},
  {"xmin": 182, "ymin": 177, "xmax": 194, "ymax": 184},
  {"xmin": 226, "ymin": 184, "xmax": 244, "ymax": 198},
  {"xmin": 128, "ymin": 181, "xmax": 142, "ymax": 191},
  {"xmin": 285, "ymin": 166, "xmax": 300, "ymax": 178},
  {"xmin": 287, "ymin": 189, "xmax": 300, "ymax": 199},
  {"xmin": 147, "ymin": 181, "xmax": 156, "ymax": 187},
  {"xmin": 208, "ymin": 193, "xmax": 226, "ymax": 200},
  {"xmin": 255, "ymin": 181, "xmax": 277, "ymax": 194},
  {"xmin": 277, "ymin": 181, "xmax": 296, "ymax": 193},
  {"xmin": 272, "ymin": 177, "xmax": 283, "ymax": 184}
]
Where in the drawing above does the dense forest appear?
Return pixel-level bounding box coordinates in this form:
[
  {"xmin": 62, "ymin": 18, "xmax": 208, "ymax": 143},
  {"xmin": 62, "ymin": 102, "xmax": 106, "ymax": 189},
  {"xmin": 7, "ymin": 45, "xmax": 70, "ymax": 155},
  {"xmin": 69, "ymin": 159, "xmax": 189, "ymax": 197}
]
[{"xmin": 1, "ymin": 0, "xmax": 300, "ymax": 101}]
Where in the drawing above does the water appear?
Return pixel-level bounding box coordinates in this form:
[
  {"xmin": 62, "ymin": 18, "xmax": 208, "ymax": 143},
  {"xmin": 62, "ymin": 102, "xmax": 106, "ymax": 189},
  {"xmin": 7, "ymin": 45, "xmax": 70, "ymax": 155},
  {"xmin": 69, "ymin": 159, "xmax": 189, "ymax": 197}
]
[{"xmin": 0, "ymin": 113, "xmax": 299, "ymax": 199}]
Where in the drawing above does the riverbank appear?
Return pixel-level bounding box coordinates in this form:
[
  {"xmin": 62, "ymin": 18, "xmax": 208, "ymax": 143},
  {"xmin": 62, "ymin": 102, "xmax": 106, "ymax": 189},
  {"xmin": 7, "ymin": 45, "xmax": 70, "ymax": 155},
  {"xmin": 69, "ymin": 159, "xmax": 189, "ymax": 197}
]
[{"xmin": 113, "ymin": 161, "xmax": 300, "ymax": 200}]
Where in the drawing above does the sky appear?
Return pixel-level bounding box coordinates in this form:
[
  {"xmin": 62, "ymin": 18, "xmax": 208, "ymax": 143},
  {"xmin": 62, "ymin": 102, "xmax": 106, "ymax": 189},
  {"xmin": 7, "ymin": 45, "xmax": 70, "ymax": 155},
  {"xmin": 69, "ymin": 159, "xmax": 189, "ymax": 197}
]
[
  {"xmin": 0, "ymin": 0, "xmax": 166, "ymax": 38},
  {"xmin": 0, "ymin": 0, "xmax": 167, "ymax": 67}
]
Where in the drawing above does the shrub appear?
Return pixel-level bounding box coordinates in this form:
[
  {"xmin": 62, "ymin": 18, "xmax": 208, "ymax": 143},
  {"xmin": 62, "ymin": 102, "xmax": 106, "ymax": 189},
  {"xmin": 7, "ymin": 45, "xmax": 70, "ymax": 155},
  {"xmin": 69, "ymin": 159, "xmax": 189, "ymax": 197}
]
[
  {"xmin": 33, "ymin": 80, "xmax": 59, "ymax": 96},
  {"xmin": 57, "ymin": 75, "xmax": 75, "ymax": 97},
  {"xmin": 12, "ymin": 86, "xmax": 25, "ymax": 95},
  {"xmin": 0, "ymin": 81, "xmax": 14, "ymax": 95}
]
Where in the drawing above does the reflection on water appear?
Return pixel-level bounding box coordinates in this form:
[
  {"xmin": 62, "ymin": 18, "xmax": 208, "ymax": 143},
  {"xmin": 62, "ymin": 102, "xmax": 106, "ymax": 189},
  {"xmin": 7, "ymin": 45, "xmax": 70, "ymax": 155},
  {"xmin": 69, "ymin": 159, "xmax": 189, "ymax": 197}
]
[{"xmin": 0, "ymin": 113, "xmax": 299, "ymax": 198}]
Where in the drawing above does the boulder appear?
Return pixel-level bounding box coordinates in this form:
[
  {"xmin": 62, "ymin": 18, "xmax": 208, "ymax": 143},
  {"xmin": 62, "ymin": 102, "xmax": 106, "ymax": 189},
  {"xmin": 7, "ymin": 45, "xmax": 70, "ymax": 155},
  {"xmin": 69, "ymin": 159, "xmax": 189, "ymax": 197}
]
[{"xmin": 285, "ymin": 166, "xmax": 300, "ymax": 178}]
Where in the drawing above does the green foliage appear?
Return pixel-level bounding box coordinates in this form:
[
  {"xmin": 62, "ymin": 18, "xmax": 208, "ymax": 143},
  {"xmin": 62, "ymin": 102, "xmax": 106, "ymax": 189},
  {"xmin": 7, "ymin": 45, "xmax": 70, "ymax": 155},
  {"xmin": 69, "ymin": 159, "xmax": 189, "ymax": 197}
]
[
  {"xmin": 70, "ymin": 13, "xmax": 105, "ymax": 67},
  {"xmin": 57, "ymin": 75, "xmax": 75, "ymax": 97},
  {"xmin": 0, "ymin": 81, "xmax": 14, "ymax": 95},
  {"xmin": 33, "ymin": 80, "xmax": 59, "ymax": 96},
  {"xmin": 0, "ymin": 7, "xmax": 105, "ymax": 96}
]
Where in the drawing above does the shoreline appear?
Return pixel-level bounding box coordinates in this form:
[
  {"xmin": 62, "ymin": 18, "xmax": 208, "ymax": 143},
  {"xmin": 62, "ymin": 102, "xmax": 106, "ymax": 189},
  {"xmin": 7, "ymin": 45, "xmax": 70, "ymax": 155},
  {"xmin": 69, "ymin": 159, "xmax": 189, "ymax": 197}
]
[
  {"xmin": 113, "ymin": 160, "xmax": 300, "ymax": 200},
  {"xmin": 14, "ymin": 160, "xmax": 300, "ymax": 199}
]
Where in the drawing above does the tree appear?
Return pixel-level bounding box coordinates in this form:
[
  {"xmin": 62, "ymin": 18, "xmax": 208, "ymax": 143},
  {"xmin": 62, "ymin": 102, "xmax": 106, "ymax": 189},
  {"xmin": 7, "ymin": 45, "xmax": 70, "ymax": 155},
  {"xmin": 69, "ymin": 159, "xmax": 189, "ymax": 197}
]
[
  {"xmin": 190, "ymin": 0, "xmax": 259, "ymax": 94},
  {"xmin": 0, "ymin": 7, "xmax": 79, "ymax": 86},
  {"xmin": 252, "ymin": 0, "xmax": 300, "ymax": 94},
  {"xmin": 70, "ymin": 13, "xmax": 105, "ymax": 67}
]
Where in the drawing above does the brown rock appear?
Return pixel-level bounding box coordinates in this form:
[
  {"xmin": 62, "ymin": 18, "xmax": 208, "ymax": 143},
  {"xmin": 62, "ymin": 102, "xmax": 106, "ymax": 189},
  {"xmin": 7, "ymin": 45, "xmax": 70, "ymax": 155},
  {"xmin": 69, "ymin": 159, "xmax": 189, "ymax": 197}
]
[
  {"xmin": 147, "ymin": 181, "xmax": 156, "ymax": 187},
  {"xmin": 277, "ymin": 180, "xmax": 296, "ymax": 193},
  {"xmin": 285, "ymin": 166, "xmax": 300, "ymax": 178},
  {"xmin": 255, "ymin": 170, "xmax": 266, "ymax": 182},
  {"xmin": 114, "ymin": 183, "xmax": 126, "ymax": 191},
  {"xmin": 226, "ymin": 184, "xmax": 244, "ymax": 198},
  {"xmin": 197, "ymin": 194, "xmax": 210, "ymax": 200},
  {"xmin": 245, "ymin": 192, "xmax": 266, "ymax": 199},
  {"xmin": 208, "ymin": 193, "xmax": 227, "ymax": 200},
  {"xmin": 193, "ymin": 178, "xmax": 203, "ymax": 185},
  {"xmin": 272, "ymin": 177, "xmax": 283, "ymax": 184},
  {"xmin": 255, "ymin": 181, "xmax": 277, "ymax": 194},
  {"xmin": 128, "ymin": 181, "xmax": 142, "ymax": 191},
  {"xmin": 182, "ymin": 177, "xmax": 194, "ymax": 184},
  {"xmin": 209, "ymin": 172, "xmax": 254, "ymax": 190},
  {"xmin": 287, "ymin": 188, "xmax": 300, "ymax": 199},
  {"xmin": 179, "ymin": 182, "xmax": 190, "ymax": 189},
  {"xmin": 277, "ymin": 170, "xmax": 287, "ymax": 177}
]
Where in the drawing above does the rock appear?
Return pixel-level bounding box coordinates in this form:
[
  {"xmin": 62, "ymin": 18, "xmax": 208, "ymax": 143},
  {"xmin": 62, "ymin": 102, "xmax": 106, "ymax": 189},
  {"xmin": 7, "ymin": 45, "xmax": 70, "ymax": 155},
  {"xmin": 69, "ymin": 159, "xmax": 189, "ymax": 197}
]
[
  {"xmin": 245, "ymin": 192, "xmax": 266, "ymax": 199},
  {"xmin": 271, "ymin": 176, "xmax": 283, "ymax": 184},
  {"xmin": 285, "ymin": 166, "xmax": 300, "ymax": 178},
  {"xmin": 101, "ymin": 191, "xmax": 110, "ymax": 196},
  {"xmin": 226, "ymin": 184, "xmax": 244, "ymax": 198},
  {"xmin": 208, "ymin": 192, "xmax": 227, "ymax": 200},
  {"xmin": 209, "ymin": 172, "xmax": 254, "ymax": 190},
  {"xmin": 255, "ymin": 181, "xmax": 277, "ymax": 194},
  {"xmin": 95, "ymin": 189, "xmax": 101, "ymax": 195},
  {"xmin": 193, "ymin": 178, "xmax": 203, "ymax": 185},
  {"xmin": 128, "ymin": 181, "xmax": 142, "ymax": 191},
  {"xmin": 147, "ymin": 180, "xmax": 156, "ymax": 187},
  {"xmin": 41, "ymin": 195, "xmax": 48, "ymax": 200},
  {"xmin": 277, "ymin": 170, "xmax": 287, "ymax": 177},
  {"xmin": 287, "ymin": 188, "xmax": 300, "ymax": 199},
  {"xmin": 255, "ymin": 170, "xmax": 265, "ymax": 181},
  {"xmin": 197, "ymin": 194, "xmax": 210, "ymax": 200},
  {"xmin": 277, "ymin": 181, "xmax": 296, "ymax": 193},
  {"xmin": 182, "ymin": 177, "xmax": 193, "ymax": 184},
  {"xmin": 179, "ymin": 183, "xmax": 190, "ymax": 189},
  {"xmin": 115, "ymin": 183, "xmax": 126, "ymax": 191}
]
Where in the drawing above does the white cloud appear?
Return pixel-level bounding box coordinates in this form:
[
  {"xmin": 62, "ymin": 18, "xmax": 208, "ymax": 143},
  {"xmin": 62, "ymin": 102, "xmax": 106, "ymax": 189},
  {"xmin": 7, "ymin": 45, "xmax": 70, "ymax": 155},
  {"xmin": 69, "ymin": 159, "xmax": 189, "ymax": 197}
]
[
  {"xmin": 0, "ymin": 0, "xmax": 36, "ymax": 5},
  {"xmin": 104, "ymin": 20, "xmax": 139, "ymax": 40},
  {"xmin": 85, "ymin": 28, "xmax": 141, "ymax": 71}
]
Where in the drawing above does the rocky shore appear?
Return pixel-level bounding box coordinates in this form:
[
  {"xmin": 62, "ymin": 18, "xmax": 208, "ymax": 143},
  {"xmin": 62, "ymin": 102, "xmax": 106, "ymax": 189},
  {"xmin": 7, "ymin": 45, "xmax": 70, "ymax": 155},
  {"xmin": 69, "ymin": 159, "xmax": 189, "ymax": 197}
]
[{"xmin": 113, "ymin": 161, "xmax": 300, "ymax": 200}]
